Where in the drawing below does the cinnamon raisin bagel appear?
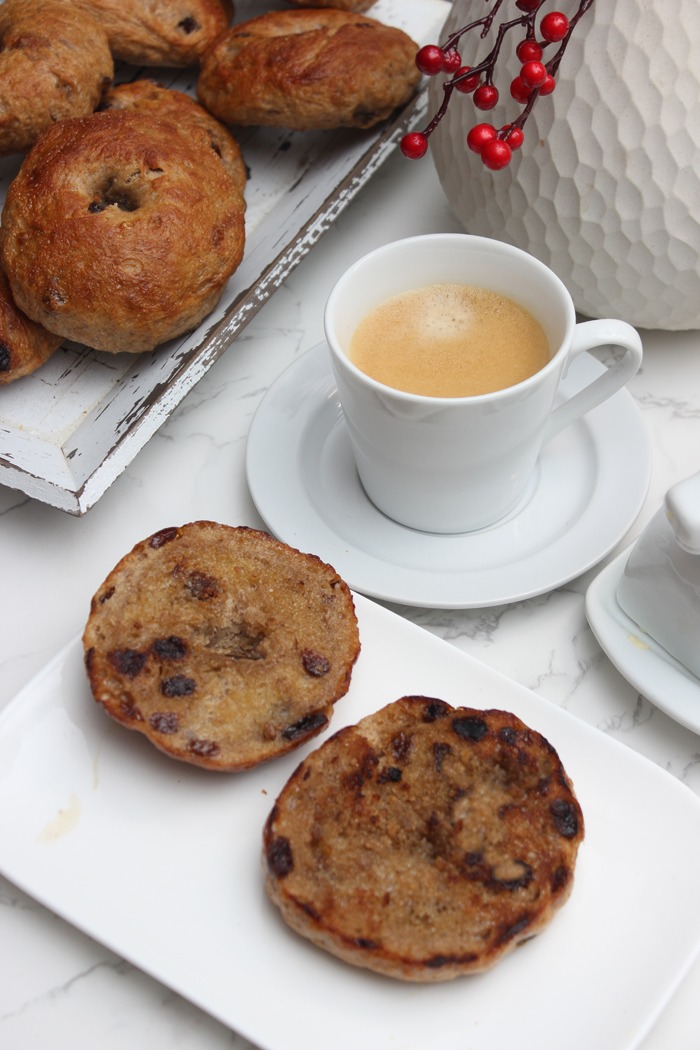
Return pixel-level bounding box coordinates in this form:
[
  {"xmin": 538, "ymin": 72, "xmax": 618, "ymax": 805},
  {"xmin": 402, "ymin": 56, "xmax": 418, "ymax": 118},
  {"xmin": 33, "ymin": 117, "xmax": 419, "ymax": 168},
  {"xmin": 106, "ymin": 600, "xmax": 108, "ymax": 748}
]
[
  {"xmin": 0, "ymin": 0, "xmax": 113, "ymax": 156},
  {"xmin": 0, "ymin": 268, "xmax": 63, "ymax": 384},
  {"xmin": 264, "ymin": 696, "xmax": 584, "ymax": 982},
  {"xmin": 0, "ymin": 109, "xmax": 246, "ymax": 354},
  {"xmin": 197, "ymin": 9, "xmax": 420, "ymax": 130},
  {"xmin": 72, "ymin": 0, "xmax": 232, "ymax": 67},
  {"xmin": 100, "ymin": 79, "xmax": 247, "ymax": 197},
  {"xmin": 82, "ymin": 523, "xmax": 361, "ymax": 772}
]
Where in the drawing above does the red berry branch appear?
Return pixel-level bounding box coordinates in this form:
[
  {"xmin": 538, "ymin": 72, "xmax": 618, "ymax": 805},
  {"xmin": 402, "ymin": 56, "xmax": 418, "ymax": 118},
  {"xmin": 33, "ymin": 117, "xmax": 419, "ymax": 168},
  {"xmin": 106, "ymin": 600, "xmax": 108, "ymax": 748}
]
[{"xmin": 401, "ymin": 0, "xmax": 596, "ymax": 170}]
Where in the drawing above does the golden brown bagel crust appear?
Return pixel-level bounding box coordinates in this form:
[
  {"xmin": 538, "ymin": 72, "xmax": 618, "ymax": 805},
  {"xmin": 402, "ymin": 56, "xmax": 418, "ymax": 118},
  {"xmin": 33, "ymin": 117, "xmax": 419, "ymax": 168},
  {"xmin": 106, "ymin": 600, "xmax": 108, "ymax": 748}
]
[
  {"xmin": 0, "ymin": 0, "xmax": 113, "ymax": 156},
  {"xmin": 72, "ymin": 0, "xmax": 232, "ymax": 67},
  {"xmin": 197, "ymin": 9, "xmax": 420, "ymax": 130},
  {"xmin": 0, "ymin": 269, "xmax": 63, "ymax": 385},
  {"xmin": 0, "ymin": 109, "xmax": 246, "ymax": 354},
  {"xmin": 264, "ymin": 696, "xmax": 584, "ymax": 982},
  {"xmin": 100, "ymin": 79, "xmax": 247, "ymax": 197},
  {"xmin": 82, "ymin": 523, "xmax": 361, "ymax": 771}
]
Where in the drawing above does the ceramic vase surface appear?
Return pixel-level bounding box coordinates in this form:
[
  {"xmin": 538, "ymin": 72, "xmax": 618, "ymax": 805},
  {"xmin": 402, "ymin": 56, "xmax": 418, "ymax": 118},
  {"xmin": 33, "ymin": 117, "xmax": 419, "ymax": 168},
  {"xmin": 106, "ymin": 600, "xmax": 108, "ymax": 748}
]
[{"xmin": 429, "ymin": 0, "xmax": 700, "ymax": 330}]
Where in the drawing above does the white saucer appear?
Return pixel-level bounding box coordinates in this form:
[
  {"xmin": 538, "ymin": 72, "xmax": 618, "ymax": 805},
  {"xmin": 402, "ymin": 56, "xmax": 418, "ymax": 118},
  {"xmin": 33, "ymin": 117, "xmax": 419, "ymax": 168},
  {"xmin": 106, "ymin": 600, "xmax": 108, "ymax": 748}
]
[
  {"xmin": 586, "ymin": 548, "xmax": 700, "ymax": 734},
  {"xmin": 246, "ymin": 344, "xmax": 651, "ymax": 608}
]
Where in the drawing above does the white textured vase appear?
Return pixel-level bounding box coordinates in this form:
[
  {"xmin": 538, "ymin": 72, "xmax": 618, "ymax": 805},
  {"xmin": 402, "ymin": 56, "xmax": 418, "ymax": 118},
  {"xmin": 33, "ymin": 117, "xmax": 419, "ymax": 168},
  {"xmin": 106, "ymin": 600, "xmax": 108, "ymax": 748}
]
[{"xmin": 429, "ymin": 0, "xmax": 700, "ymax": 330}]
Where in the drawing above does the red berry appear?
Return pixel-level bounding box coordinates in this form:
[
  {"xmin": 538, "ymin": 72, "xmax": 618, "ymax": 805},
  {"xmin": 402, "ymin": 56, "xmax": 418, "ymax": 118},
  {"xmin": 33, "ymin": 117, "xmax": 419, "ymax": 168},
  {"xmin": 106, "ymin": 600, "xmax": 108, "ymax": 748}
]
[
  {"xmin": 481, "ymin": 139, "xmax": 512, "ymax": 170},
  {"xmin": 540, "ymin": 11, "xmax": 569, "ymax": 42},
  {"xmin": 503, "ymin": 125, "xmax": 525, "ymax": 149},
  {"xmin": 520, "ymin": 59, "xmax": 548, "ymax": 88},
  {"xmin": 441, "ymin": 48, "xmax": 462, "ymax": 74},
  {"xmin": 400, "ymin": 132, "xmax": 428, "ymax": 160},
  {"xmin": 454, "ymin": 65, "xmax": 480, "ymax": 93},
  {"xmin": 515, "ymin": 0, "xmax": 541, "ymax": 11},
  {"xmin": 539, "ymin": 73, "xmax": 556, "ymax": 95},
  {"xmin": 516, "ymin": 39, "xmax": 543, "ymax": 62},
  {"xmin": 473, "ymin": 84, "xmax": 499, "ymax": 110},
  {"xmin": 466, "ymin": 123, "xmax": 497, "ymax": 154},
  {"xmin": 510, "ymin": 76, "xmax": 532, "ymax": 104},
  {"xmin": 416, "ymin": 44, "xmax": 446, "ymax": 76}
]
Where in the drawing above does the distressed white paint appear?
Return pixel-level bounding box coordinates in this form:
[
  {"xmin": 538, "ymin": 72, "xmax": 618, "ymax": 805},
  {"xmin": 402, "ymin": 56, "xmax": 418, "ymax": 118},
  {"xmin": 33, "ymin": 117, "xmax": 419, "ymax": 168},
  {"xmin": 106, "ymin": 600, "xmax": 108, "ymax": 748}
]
[{"xmin": 0, "ymin": 0, "xmax": 450, "ymax": 513}]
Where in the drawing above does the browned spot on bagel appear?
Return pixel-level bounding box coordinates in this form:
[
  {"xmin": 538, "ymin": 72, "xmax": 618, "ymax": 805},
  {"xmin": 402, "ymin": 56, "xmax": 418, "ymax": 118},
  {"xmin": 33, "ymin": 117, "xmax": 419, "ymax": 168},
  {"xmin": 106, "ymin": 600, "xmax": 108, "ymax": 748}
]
[
  {"xmin": 185, "ymin": 570, "xmax": 220, "ymax": 600},
  {"xmin": 119, "ymin": 699, "xmax": 143, "ymax": 721},
  {"xmin": 199, "ymin": 622, "xmax": 266, "ymax": 660}
]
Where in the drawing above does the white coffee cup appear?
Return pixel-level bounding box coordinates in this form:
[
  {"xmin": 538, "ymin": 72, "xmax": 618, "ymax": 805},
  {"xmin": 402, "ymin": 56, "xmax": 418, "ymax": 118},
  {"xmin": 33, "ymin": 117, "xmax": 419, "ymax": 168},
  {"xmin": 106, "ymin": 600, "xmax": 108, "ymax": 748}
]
[{"xmin": 324, "ymin": 233, "xmax": 643, "ymax": 534}]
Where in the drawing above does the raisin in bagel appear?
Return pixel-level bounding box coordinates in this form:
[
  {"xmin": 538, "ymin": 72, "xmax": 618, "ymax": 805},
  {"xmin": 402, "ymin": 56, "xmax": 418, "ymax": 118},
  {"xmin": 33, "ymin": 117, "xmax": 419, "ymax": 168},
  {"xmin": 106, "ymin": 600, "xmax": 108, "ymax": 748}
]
[
  {"xmin": 0, "ymin": 0, "xmax": 113, "ymax": 156},
  {"xmin": 100, "ymin": 79, "xmax": 247, "ymax": 198},
  {"xmin": 0, "ymin": 109, "xmax": 246, "ymax": 354},
  {"xmin": 0, "ymin": 268, "xmax": 63, "ymax": 384},
  {"xmin": 82, "ymin": 523, "xmax": 361, "ymax": 772},
  {"xmin": 197, "ymin": 9, "xmax": 420, "ymax": 130},
  {"xmin": 72, "ymin": 0, "xmax": 232, "ymax": 67},
  {"xmin": 263, "ymin": 696, "xmax": 584, "ymax": 981}
]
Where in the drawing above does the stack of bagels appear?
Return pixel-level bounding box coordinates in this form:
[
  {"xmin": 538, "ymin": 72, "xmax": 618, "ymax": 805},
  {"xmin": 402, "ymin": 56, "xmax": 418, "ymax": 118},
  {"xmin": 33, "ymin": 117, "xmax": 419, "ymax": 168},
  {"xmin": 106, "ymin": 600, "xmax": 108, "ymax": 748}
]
[{"xmin": 0, "ymin": 0, "xmax": 420, "ymax": 380}]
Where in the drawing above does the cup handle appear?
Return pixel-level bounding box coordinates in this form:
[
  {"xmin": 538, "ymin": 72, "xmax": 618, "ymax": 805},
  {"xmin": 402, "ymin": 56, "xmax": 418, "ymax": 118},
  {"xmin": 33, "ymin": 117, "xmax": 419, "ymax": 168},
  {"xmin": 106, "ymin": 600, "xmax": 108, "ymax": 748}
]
[{"xmin": 543, "ymin": 319, "xmax": 643, "ymax": 444}]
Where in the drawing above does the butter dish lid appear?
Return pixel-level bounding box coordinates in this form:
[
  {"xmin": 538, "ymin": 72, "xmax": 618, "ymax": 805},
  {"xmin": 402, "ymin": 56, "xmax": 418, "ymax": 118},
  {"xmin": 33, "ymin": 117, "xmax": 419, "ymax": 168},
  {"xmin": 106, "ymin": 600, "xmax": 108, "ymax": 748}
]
[
  {"xmin": 665, "ymin": 471, "xmax": 700, "ymax": 554},
  {"xmin": 616, "ymin": 470, "xmax": 700, "ymax": 681}
]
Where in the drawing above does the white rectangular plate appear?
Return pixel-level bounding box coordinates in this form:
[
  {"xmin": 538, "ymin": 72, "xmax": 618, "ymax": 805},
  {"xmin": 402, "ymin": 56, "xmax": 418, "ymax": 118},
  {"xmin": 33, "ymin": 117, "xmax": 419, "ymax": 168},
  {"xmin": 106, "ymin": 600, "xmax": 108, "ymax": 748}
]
[
  {"xmin": 1, "ymin": 595, "xmax": 700, "ymax": 1050},
  {"xmin": 0, "ymin": 0, "xmax": 449, "ymax": 514}
]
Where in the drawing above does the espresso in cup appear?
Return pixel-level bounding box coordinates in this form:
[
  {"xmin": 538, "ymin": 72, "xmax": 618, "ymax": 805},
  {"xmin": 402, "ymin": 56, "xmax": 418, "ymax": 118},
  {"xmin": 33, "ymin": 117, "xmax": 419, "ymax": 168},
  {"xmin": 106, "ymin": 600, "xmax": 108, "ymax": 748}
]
[
  {"xmin": 348, "ymin": 282, "xmax": 549, "ymax": 397},
  {"xmin": 325, "ymin": 234, "xmax": 643, "ymax": 534}
]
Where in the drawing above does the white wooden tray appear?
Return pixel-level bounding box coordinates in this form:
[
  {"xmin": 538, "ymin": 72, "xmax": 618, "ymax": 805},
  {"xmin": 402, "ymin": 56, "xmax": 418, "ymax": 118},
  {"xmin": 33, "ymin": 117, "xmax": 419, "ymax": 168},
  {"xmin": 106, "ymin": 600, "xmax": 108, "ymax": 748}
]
[{"xmin": 0, "ymin": 0, "xmax": 450, "ymax": 514}]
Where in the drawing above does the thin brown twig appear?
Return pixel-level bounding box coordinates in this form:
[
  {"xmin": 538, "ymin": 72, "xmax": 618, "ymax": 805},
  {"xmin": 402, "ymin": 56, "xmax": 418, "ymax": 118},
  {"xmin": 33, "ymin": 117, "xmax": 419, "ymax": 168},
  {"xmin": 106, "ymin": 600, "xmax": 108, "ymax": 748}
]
[{"xmin": 418, "ymin": 0, "xmax": 596, "ymax": 148}]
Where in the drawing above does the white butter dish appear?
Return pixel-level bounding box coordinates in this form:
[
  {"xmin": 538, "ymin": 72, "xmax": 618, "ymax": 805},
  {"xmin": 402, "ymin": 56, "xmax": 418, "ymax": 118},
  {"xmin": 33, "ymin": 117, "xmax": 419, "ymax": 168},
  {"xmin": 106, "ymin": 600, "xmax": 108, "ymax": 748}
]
[{"xmin": 616, "ymin": 470, "xmax": 700, "ymax": 679}]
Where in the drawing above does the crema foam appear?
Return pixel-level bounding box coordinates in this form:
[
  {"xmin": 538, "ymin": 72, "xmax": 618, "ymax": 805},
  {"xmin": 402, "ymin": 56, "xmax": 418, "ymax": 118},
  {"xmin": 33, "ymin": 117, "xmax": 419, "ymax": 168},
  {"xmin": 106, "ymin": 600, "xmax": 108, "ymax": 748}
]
[{"xmin": 348, "ymin": 282, "xmax": 550, "ymax": 397}]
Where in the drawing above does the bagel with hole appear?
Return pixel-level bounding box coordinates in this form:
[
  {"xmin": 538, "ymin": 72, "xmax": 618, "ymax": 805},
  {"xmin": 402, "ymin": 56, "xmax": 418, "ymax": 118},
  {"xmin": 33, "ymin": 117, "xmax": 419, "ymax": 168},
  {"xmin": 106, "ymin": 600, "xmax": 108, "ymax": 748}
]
[
  {"xmin": 0, "ymin": 109, "xmax": 246, "ymax": 354},
  {"xmin": 100, "ymin": 79, "xmax": 247, "ymax": 198}
]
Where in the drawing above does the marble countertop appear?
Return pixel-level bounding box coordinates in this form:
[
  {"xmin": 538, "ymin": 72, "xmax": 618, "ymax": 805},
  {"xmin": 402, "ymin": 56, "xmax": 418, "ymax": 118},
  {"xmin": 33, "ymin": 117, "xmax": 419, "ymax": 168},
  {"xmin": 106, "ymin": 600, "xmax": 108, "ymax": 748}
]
[{"xmin": 2, "ymin": 147, "xmax": 700, "ymax": 1050}]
